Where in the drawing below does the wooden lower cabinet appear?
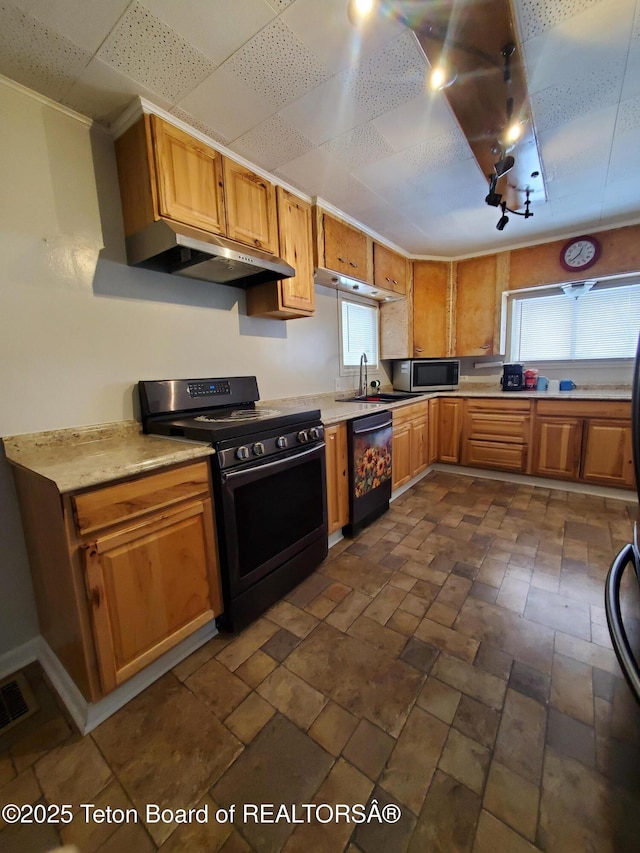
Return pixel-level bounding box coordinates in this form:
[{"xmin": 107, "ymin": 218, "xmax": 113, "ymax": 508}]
[
  {"xmin": 325, "ymin": 423, "xmax": 349, "ymax": 533},
  {"xmin": 531, "ymin": 401, "xmax": 634, "ymax": 489},
  {"xmin": 392, "ymin": 401, "xmax": 429, "ymax": 490},
  {"xmin": 437, "ymin": 398, "xmax": 463, "ymax": 464},
  {"xmin": 462, "ymin": 399, "xmax": 531, "ymax": 473},
  {"xmin": 11, "ymin": 460, "xmax": 222, "ymax": 701}
]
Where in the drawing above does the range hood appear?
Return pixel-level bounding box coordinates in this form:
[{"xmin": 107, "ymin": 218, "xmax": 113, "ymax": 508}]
[
  {"xmin": 314, "ymin": 267, "xmax": 404, "ymax": 302},
  {"xmin": 125, "ymin": 219, "xmax": 295, "ymax": 287}
]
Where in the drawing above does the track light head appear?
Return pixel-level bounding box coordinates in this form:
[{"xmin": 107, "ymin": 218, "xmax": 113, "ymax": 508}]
[
  {"xmin": 496, "ymin": 202, "xmax": 509, "ymax": 231},
  {"xmin": 494, "ymin": 155, "xmax": 515, "ymax": 177}
]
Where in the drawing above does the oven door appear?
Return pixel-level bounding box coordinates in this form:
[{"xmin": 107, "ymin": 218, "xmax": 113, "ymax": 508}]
[{"xmin": 218, "ymin": 443, "xmax": 327, "ymax": 597}]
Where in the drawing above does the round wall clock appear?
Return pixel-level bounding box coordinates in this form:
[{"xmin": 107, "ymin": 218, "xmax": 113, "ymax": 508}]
[{"xmin": 560, "ymin": 235, "xmax": 601, "ymax": 271}]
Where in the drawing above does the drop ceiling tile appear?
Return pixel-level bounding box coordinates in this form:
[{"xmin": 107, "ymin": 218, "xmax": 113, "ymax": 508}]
[
  {"xmin": 224, "ymin": 16, "xmax": 330, "ymax": 109},
  {"xmin": 62, "ymin": 56, "xmax": 173, "ymax": 124},
  {"xmin": 279, "ymin": 71, "xmax": 372, "ymax": 145},
  {"xmin": 13, "ymin": 0, "xmax": 130, "ymax": 53},
  {"xmin": 320, "ymin": 123, "xmax": 394, "ymax": 169},
  {"xmin": 616, "ymin": 93, "xmax": 640, "ymax": 134},
  {"xmin": 274, "ymin": 147, "xmax": 343, "ymax": 196},
  {"xmin": 530, "ymin": 58, "xmax": 625, "ymax": 133},
  {"xmin": 342, "ymin": 29, "xmax": 429, "ymax": 119},
  {"xmin": 514, "ymin": 0, "xmax": 605, "ymax": 42},
  {"xmin": 372, "ymin": 90, "xmax": 458, "ymax": 151},
  {"xmin": 549, "ymin": 189, "xmax": 603, "ymax": 225},
  {"xmin": 0, "ymin": 3, "xmax": 91, "ymax": 101},
  {"xmin": 601, "ymin": 177, "xmax": 640, "ymax": 218},
  {"xmin": 281, "ymin": 0, "xmax": 405, "ymax": 74},
  {"xmin": 169, "ymin": 107, "xmax": 230, "ymax": 146},
  {"xmin": 177, "ymin": 65, "xmax": 276, "ymax": 141},
  {"xmin": 96, "ymin": 1, "xmax": 216, "ymax": 104},
  {"xmin": 265, "ymin": 0, "xmax": 296, "ymax": 11},
  {"xmin": 621, "ymin": 39, "xmax": 640, "ymax": 100},
  {"xmin": 230, "ymin": 113, "xmax": 314, "ymax": 171},
  {"xmin": 141, "ymin": 0, "xmax": 276, "ymax": 65},
  {"xmin": 607, "ymin": 123, "xmax": 640, "ymax": 184},
  {"xmin": 522, "ymin": 0, "xmax": 635, "ymax": 94}
]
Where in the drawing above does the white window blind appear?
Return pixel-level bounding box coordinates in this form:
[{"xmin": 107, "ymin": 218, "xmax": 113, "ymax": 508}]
[
  {"xmin": 510, "ymin": 282, "xmax": 640, "ymax": 361},
  {"xmin": 341, "ymin": 297, "xmax": 379, "ymax": 369}
]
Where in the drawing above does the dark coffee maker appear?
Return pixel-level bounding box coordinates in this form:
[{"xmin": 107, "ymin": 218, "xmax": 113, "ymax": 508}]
[{"xmin": 501, "ymin": 363, "xmax": 524, "ymax": 391}]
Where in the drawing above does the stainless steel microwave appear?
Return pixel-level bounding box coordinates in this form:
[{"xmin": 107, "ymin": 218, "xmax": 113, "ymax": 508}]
[{"xmin": 393, "ymin": 359, "xmax": 460, "ymax": 392}]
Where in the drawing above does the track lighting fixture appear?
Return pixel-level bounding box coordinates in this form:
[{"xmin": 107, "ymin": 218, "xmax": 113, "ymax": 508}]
[
  {"xmin": 495, "ymin": 188, "xmax": 533, "ymax": 230},
  {"xmin": 494, "ymin": 154, "xmax": 515, "ymax": 177},
  {"xmin": 485, "ymin": 174, "xmax": 502, "ymax": 207},
  {"xmin": 429, "ymin": 61, "xmax": 457, "ymax": 91},
  {"xmin": 347, "ymin": 0, "xmax": 376, "ymax": 24}
]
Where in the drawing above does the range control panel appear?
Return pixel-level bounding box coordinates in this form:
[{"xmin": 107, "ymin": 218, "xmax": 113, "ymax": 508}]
[{"xmin": 188, "ymin": 380, "xmax": 231, "ymax": 398}]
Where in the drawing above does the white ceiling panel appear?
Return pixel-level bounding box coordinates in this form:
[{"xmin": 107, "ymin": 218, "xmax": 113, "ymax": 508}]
[
  {"xmin": 229, "ymin": 113, "xmax": 314, "ymax": 171},
  {"xmin": 320, "ymin": 123, "xmax": 395, "ymax": 169},
  {"xmin": 223, "ymin": 17, "xmax": 330, "ymax": 109},
  {"xmin": 530, "ymin": 57, "xmax": 626, "ymax": 133},
  {"xmin": 0, "ymin": 3, "xmax": 91, "ymax": 101},
  {"xmin": 177, "ymin": 65, "xmax": 276, "ymax": 142},
  {"xmin": 279, "ymin": 71, "xmax": 373, "ymax": 145},
  {"xmin": 372, "ymin": 90, "xmax": 458, "ymax": 151},
  {"xmin": 96, "ymin": 1, "xmax": 215, "ymax": 104},
  {"xmin": 621, "ymin": 36, "xmax": 640, "ymax": 100},
  {"xmin": 12, "ymin": 0, "xmax": 130, "ymax": 54},
  {"xmin": 169, "ymin": 106, "xmax": 230, "ymax": 146},
  {"xmin": 515, "ymin": 0, "xmax": 605, "ymax": 42},
  {"xmin": 265, "ymin": 0, "xmax": 296, "ymax": 11},
  {"xmin": 522, "ymin": 0, "xmax": 635, "ymax": 94},
  {"xmin": 550, "ymin": 188, "xmax": 603, "ymax": 225},
  {"xmin": 281, "ymin": 0, "xmax": 405, "ymax": 74},
  {"xmin": 141, "ymin": 0, "xmax": 276, "ymax": 65},
  {"xmin": 62, "ymin": 55, "xmax": 173, "ymax": 123},
  {"xmin": 607, "ymin": 123, "xmax": 640, "ymax": 185}
]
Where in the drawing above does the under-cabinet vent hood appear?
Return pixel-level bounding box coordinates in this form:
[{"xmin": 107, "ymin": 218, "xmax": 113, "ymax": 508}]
[
  {"xmin": 314, "ymin": 267, "xmax": 404, "ymax": 302},
  {"xmin": 125, "ymin": 220, "xmax": 295, "ymax": 287}
]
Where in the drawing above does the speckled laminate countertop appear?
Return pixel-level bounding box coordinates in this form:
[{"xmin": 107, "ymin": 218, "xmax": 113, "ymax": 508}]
[
  {"xmin": 2, "ymin": 420, "xmax": 215, "ymax": 493},
  {"xmin": 3, "ymin": 386, "xmax": 631, "ymax": 492}
]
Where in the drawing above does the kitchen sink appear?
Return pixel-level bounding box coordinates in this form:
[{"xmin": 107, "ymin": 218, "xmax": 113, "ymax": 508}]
[{"xmin": 337, "ymin": 392, "xmax": 421, "ymax": 403}]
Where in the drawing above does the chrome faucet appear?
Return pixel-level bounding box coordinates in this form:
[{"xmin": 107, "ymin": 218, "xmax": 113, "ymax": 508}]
[{"xmin": 359, "ymin": 352, "xmax": 368, "ymax": 397}]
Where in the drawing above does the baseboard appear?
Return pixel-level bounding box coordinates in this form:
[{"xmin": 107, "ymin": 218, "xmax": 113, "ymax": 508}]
[{"xmin": 2, "ymin": 621, "xmax": 219, "ymax": 735}]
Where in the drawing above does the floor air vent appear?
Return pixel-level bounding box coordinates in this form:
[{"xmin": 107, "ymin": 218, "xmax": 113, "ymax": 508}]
[{"xmin": 0, "ymin": 673, "xmax": 38, "ymax": 734}]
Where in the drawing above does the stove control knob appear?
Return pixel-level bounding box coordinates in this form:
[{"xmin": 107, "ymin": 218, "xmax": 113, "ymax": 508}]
[
  {"xmin": 276, "ymin": 436, "xmax": 288, "ymax": 449},
  {"xmin": 252, "ymin": 442, "xmax": 265, "ymax": 456},
  {"xmin": 297, "ymin": 430, "xmax": 309, "ymax": 443},
  {"xmin": 235, "ymin": 446, "xmax": 250, "ymax": 461},
  {"xmin": 309, "ymin": 427, "xmax": 321, "ymax": 441}
]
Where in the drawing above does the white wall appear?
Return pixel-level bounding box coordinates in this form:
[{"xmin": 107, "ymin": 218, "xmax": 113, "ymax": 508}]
[{"xmin": 0, "ymin": 80, "xmax": 383, "ymax": 656}]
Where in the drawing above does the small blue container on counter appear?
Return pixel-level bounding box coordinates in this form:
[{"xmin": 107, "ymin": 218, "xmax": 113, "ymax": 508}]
[
  {"xmin": 536, "ymin": 376, "xmax": 549, "ymax": 391},
  {"xmin": 559, "ymin": 379, "xmax": 576, "ymax": 391}
]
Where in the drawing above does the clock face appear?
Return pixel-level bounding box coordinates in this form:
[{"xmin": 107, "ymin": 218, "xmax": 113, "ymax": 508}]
[{"xmin": 560, "ymin": 236, "xmax": 601, "ymax": 271}]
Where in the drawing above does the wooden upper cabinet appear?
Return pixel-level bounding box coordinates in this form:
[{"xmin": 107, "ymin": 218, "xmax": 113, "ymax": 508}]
[
  {"xmin": 454, "ymin": 255, "xmax": 502, "ymax": 356},
  {"xmin": 223, "ymin": 158, "xmax": 278, "ymax": 254},
  {"xmin": 413, "ymin": 261, "xmax": 450, "ymax": 357},
  {"xmin": 277, "ymin": 189, "xmax": 314, "ymax": 313},
  {"xmin": 246, "ymin": 188, "xmax": 314, "ymax": 319},
  {"xmin": 374, "ymin": 242, "xmax": 408, "ymax": 294},
  {"xmin": 150, "ymin": 115, "xmax": 226, "ymax": 235},
  {"xmin": 322, "ymin": 214, "xmax": 372, "ymax": 282}
]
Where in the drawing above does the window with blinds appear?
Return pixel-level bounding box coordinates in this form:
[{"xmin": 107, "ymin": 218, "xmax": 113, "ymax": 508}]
[
  {"xmin": 509, "ymin": 281, "xmax": 640, "ymax": 361},
  {"xmin": 340, "ymin": 296, "xmax": 379, "ymax": 370}
]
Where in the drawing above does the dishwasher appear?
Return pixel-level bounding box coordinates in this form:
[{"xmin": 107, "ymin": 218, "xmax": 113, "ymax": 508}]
[{"xmin": 344, "ymin": 409, "xmax": 393, "ymax": 536}]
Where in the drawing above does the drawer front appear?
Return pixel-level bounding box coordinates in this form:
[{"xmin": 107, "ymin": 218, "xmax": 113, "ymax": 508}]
[
  {"xmin": 393, "ymin": 400, "xmax": 429, "ymax": 426},
  {"xmin": 73, "ymin": 462, "xmax": 210, "ymax": 536},
  {"xmin": 466, "ymin": 398, "xmax": 531, "ymax": 414},
  {"xmin": 466, "ymin": 412, "xmax": 529, "ymax": 443},
  {"xmin": 465, "ymin": 440, "xmax": 527, "ymax": 472},
  {"xmin": 535, "ymin": 400, "xmax": 631, "ymax": 419}
]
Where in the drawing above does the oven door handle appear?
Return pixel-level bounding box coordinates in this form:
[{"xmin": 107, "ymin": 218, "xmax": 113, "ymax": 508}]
[
  {"xmin": 605, "ymin": 542, "xmax": 640, "ymax": 705},
  {"xmin": 221, "ymin": 442, "xmax": 325, "ymax": 481},
  {"xmin": 352, "ymin": 419, "xmax": 392, "ymax": 436}
]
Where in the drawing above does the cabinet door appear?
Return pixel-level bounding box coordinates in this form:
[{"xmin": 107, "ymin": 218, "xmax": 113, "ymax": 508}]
[
  {"xmin": 323, "ymin": 215, "xmax": 371, "ymax": 281},
  {"xmin": 410, "ymin": 417, "xmax": 429, "ymax": 477},
  {"xmin": 223, "ymin": 158, "xmax": 278, "ymax": 253},
  {"xmin": 392, "ymin": 423, "xmax": 412, "ymax": 490},
  {"xmin": 438, "ymin": 399, "xmax": 462, "ymax": 463},
  {"xmin": 325, "ymin": 423, "xmax": 349, "ymax": 533},
  {"xmin": 428, "ymin": 398, "xmax": 439, "ymax": 464},
  {"xmin": 455, "ymin": 255, "xmax": 499, "ymax": 356},
  {"xmin": 84, "ymin": 500, "xmax": 221, "ymax": 694},
  {"xmin": 582, "ymin": 420, "xmax": 634, "ymax": 488},
  {"xmin": 277, "ymin": 188, "xmax": 314, "ymax": 313},
  {"xmin": 413, "ymin": 261, "xmax": 449, "ymax": 357},
  {"xmin": 151, "ymin": 115, "xmax": 225, "ymax": 235},
  {"xmin": 532, "ymin": 417, "xmax": 582, "ymax": 480},
  {"xmin": 374, "ymin": 243, "xmax": 408, "ymax": 294}
]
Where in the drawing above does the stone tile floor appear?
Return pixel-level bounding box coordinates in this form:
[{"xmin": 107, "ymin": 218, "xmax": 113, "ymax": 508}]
[{"xmin": 2, "ymin": 471, "xmax": 640, "ymax": 852}]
